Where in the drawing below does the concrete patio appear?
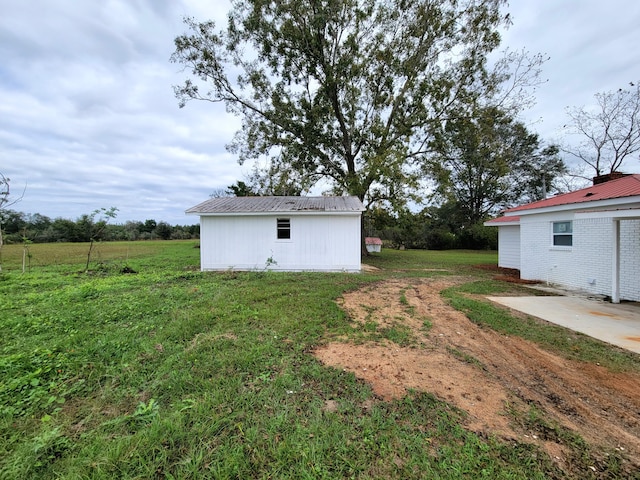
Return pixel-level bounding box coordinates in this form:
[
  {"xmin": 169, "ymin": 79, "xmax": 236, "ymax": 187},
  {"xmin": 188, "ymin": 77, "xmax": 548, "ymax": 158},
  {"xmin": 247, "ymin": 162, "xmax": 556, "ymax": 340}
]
[{"xmin": 487, "ymin": 294, "xmax": 640, "ymax": 354}]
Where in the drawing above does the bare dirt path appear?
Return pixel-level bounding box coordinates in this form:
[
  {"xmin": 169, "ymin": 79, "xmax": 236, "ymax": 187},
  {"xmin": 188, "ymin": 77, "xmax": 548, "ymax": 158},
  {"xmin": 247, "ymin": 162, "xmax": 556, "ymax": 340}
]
[{"xmin": 313, "ymin": 277, "xmax": 640, "ymax": 472}]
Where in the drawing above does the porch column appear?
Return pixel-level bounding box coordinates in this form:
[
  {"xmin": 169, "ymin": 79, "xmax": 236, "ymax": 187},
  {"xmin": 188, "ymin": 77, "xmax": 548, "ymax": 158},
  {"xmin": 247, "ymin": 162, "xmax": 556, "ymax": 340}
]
[{"xmin": 611, "ymin": 219, "xmax": 620, "ymax": 304}]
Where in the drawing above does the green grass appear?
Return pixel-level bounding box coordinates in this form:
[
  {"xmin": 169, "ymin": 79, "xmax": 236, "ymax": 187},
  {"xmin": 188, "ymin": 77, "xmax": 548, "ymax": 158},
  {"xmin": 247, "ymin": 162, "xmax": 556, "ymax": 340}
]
[
  {"xmin": 442, "ymin": 280, "xmax": 640, "ymax": 372},
  {"xmin": 0, "ymin": 243, "xmax": 637, "ymax": 478},
  {"xmin": 1, "ymin": 240, "xmax": 184, "ymax": 273},
  {"xmin": 364, "ymin": 248, "xmax": 498, "ymax": 272}
]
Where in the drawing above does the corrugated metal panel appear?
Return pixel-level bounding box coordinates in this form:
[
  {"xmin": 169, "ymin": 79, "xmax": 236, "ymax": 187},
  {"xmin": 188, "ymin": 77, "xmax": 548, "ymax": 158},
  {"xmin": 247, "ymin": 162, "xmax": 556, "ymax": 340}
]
[
  {"xmin": 506, "ymin": 174, "xmax": 640, "ymax": 213},
  {"xmin": 186, "ymin": 196, "xmax": 365, "ymax": 214}
]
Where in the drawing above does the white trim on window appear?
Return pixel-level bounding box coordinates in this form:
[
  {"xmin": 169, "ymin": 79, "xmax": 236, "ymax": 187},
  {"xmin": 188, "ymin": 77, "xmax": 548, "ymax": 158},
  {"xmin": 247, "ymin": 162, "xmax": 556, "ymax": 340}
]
[
  {"xmin": 552, "ymin": 221, "xmax": 572, "ymax": 247},
  {"xmin": 276, "ymin": 218, "xmax": 291, "ymax": 240}
]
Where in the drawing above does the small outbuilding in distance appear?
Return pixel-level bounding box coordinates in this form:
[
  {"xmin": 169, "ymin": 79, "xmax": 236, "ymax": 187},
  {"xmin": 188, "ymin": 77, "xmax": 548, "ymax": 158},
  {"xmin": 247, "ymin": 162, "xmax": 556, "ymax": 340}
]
[
  {"xmin": 365, "ymin": 237, "xmax": 383, "ymax": 253},
  {"xmin": 186, "ymin": 196, "xmax": 365, "ymax": 272}
]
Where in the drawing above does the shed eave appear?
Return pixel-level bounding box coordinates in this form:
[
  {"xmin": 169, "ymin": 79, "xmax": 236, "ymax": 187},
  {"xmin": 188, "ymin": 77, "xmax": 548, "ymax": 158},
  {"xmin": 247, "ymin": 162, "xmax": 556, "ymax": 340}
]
[{"xmin": 189, "ymin": 210, "xmax": 363, "ymax": 217}]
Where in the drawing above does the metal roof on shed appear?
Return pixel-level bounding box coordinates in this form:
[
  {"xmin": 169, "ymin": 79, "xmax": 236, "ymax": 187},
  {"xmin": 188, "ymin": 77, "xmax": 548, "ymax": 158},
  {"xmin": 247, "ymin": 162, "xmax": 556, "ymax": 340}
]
[
  {"xmin": 186, "ymin": 196, "xmax": 365, "ymax": 214},
  {"xmin": 365, "ymin": 237, "xmax": 383, "ymax": 245}
]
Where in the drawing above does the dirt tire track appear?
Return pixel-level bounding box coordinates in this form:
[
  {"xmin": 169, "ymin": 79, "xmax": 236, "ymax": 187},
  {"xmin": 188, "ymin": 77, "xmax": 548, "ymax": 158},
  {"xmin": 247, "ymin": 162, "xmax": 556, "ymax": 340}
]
[{"xmin": 314, "ymin": 277, "xmax": 640, "ymax": 471}]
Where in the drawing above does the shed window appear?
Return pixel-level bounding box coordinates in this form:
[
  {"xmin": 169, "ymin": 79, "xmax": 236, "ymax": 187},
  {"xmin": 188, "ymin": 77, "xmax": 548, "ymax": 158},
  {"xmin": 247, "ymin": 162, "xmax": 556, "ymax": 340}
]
[
  {"xmin": 277, "ymin": 218, "xmax": 291, "ymax": 239},
  {"xmin": 552, "ymin": 221, "xmax": 572, "ymax": 246}
]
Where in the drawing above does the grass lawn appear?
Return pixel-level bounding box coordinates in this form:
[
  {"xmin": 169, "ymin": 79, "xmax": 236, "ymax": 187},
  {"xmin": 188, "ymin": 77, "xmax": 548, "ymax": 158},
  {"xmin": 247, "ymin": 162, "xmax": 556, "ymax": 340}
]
[{"xmin": 0, "ymin": 242, "xmax": 636, "ymax": 479}]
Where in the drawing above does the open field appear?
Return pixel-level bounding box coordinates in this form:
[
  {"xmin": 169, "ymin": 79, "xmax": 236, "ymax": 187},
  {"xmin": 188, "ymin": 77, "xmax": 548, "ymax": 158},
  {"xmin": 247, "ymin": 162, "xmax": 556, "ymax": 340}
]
[{"xmin": 1, "ymin": 242, "xmax": 639, "ymax": 479}]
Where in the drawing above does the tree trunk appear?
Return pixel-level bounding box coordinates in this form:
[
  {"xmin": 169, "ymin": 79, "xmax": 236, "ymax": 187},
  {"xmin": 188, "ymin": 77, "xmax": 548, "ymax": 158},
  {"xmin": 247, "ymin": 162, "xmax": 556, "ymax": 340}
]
[
  {"xmin": 361, "ymin": 217, "xmax": 370, "ymax": 257},
  {"xmin": 85, "ymin": 239, "xmax": 94, "ymax": 272},
  {"xmin": 0, "ymin": 225, "xmax": 3, "ymax": 273}
]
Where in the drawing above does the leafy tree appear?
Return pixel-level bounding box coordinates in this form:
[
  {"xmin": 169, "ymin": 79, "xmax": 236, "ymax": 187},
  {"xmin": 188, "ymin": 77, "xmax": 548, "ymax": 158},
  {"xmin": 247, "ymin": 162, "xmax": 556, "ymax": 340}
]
[
  {"xmin": 82, "ymin": 207, "xmax": 118, "ymax": 272},
  {"xmin": 427, "ymin": 106, "xmax": 565, "ymax": 226},
  {"xmin": 123, "ymin": 220, "xmax": 145, "ymax": 240},
  {"xmin": 142, "ymin": 219, "xmax": 157, "ymax": 234},
  {"xmin": 0, "ymin": 210, "xmax": 27, "ymax": 236},
  {"xmin": 516, "ymin": 144, "xmax": 566, "ymax": 203},
  {"xmin": 25, "ymin": 213, "xmax": 51, "ymax": 234},
  {"xmin": 155, "ymin": 221, "xmax": 172, "ymax": 240},
  {"xmin": 244, "ymin": 163, "xmax": 311, "ymax": 196},
  {"xmin": 0, "ymin": 174, "xmax": 25, "ymax": 272},
  {"xmin": 171, "ymin": 0, "xmax": 536, "ymax": 208},
  {"xmin": 226, "ymin": 180, "xmax": 256, "ymax": 197},
  {"xmin": 50, "ymin": 218, "xmax": 81, "ymax": 242},
  {"xmin": 564, "ymin": 82, "xmax": 640, "ymax": 177}
]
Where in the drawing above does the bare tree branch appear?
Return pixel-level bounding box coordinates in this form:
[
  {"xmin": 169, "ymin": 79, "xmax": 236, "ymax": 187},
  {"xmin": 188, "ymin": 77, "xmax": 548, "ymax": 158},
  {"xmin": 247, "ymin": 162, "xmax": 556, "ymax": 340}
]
[{"xmin": 563, "ymin": 82, "xmax": 640, "ymax": 176}]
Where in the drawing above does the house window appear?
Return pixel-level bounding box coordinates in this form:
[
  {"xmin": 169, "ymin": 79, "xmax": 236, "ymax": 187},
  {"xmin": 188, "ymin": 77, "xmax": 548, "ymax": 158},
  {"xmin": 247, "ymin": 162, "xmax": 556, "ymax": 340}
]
[
  {"xmin": 552, "ymin": 221, "xmax": 572, "ymax": 246},
  {"xmin": 277, "ymin": 218, "xmax": 291, "ymax": 239}
]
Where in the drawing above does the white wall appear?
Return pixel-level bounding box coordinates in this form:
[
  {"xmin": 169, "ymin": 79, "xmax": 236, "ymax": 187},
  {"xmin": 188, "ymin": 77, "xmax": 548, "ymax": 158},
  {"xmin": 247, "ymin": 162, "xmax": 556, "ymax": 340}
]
[
  {"xmin": 620, "ymin": 219, "xmax": 640, "ymax": 301},
  {"xmin": 198, "ymin": 213, "xmax": 362, "ymax": 272},
  {"xmin": 519, "ymin": 210, "xmax": 640, "ymax": 301},
  {"xmin": 497, "ymin": 225, "xmax": 520, "ymax": 269}
]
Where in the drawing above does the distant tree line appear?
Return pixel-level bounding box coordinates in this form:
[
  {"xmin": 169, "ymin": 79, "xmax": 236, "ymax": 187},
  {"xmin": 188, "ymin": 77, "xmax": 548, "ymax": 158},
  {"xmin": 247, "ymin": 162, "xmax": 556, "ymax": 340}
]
[
  {"xmin": 0, "ymin": 210, "xmax": 199, "ymax": 244},
  {"xmin": 364, "ymin": 204, "xmax": 497, "ymax": 251},
  {"xmin": 216, "ymin": 180, "xmax": 497, "ymax": 250}
]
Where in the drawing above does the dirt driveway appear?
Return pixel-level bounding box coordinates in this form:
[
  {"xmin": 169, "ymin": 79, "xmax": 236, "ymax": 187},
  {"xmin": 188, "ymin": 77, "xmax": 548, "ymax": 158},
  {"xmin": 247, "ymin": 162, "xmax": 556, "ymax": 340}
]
[{"xmin": 314, "ymin": 277, "xmax": 640, "ymax": 474}]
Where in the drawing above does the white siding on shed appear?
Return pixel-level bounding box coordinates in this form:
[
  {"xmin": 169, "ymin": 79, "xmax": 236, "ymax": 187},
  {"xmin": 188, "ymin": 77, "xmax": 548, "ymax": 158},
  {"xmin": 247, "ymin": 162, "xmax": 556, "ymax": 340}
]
[
  {"xmin": 497, "ymin": 225, "xmax": 520, "ymax": 269},
  {"xmin": 199, "ymin": 213, "xmax": 361, "ymax": 272}
]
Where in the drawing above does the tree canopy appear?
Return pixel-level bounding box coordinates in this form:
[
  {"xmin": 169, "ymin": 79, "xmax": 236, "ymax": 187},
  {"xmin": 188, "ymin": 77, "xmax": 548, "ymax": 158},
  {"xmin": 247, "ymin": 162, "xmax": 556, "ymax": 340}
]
[
  {"xmin": 427, "ymin": 106, "xmax": 565, "ymax": 226},
  {"xmin": 172, "ymin": 0, "xmax": 544, "ymax": 209}
]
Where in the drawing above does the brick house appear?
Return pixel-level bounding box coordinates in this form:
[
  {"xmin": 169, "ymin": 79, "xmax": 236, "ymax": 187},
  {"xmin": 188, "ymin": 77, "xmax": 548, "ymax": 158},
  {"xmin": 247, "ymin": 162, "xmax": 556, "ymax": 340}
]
[{"xmin": 485, "ymin": 174, "xmax": 640, "ymax": 303}]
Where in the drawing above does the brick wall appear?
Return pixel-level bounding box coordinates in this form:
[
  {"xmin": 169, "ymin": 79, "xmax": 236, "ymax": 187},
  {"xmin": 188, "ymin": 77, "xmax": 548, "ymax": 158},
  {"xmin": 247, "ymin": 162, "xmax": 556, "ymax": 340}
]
[
  {"xmin": 519, "ymin": 214, "xmax": 640, "ymax": 302},
  {"xmin": 572, "ymin": 217, "xmax": 613, "ymax": 295},
  {"xmin": 520, "ymin": 213, "xmax": 576, "ymax": 285}
]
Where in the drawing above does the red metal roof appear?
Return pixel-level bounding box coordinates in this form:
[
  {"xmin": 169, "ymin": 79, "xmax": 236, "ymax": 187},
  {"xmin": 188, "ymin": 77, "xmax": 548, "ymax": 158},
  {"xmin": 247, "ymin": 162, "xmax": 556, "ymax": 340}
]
[
  {"xmin": 365, "ymin": 237, "xmax": 383, "ymax": 245},
  {"xmin": 506, "ymin": 174, "xmax": 640, "ymax": 213},
  {"xmin": 484, "ymin": 215, "xmax": 520, "ymax": 225}
]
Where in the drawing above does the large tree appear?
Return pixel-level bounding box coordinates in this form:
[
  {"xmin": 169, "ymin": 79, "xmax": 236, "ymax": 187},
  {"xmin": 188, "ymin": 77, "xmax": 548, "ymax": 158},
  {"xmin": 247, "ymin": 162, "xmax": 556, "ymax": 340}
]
[
  {"xmin": 171, "ymin": 0, "xmax": 539, "ymax": 208},
  {"xmin": 564, "ymin": 82, "xmax": 640, "ymax": 177},
  {"xmin": 427, "ymin": 106, "xmax": 565, "ymax": 226}
]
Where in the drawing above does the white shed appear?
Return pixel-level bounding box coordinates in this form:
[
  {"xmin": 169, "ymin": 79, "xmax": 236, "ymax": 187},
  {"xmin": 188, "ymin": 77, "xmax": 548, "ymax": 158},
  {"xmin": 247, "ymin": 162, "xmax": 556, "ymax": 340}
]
[
  {"xmin": 186, "ymin": 196, "xmax": 365, "ymax": 272},
  {"xmin": 485, "ymin": 174, "xmax": 640, "ymax": 303}
]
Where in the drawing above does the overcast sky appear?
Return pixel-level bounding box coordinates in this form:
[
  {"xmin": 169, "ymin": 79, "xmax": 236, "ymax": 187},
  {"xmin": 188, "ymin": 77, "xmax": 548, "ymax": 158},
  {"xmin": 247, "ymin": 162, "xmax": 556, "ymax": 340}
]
[{"xmin": 2, "ymin": 0, "xmax": 639, "ymax": 225}]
